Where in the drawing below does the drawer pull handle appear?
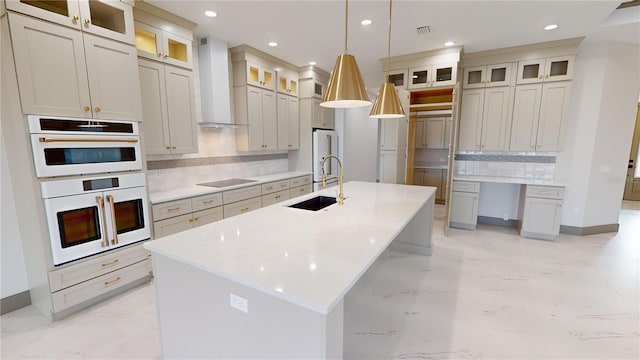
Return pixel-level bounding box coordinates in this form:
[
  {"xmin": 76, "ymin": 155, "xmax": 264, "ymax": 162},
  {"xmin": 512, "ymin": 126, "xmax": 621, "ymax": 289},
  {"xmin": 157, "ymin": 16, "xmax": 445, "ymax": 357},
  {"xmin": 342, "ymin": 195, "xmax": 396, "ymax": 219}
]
[
  {"xmin": 202, "ymin": 200, "xmax": 214, "ymax": 204},
  {"xmin": 189, "ymin": 218, "xmax": 194, "ymax": 223},
  {"xmin": 275, "ymin": 195, "xmax": 280, "ymax": 199},
  {"xmin": 266, "ymin": 186, "xmax": 273, "ymax": 190},
  {"xmin": 240, "ymin": 207, "xmax": 249, "ymax": 212},
  {"xmin": 194, "ymin": 217, "xmax": 199, "ymax": 221},
  {"xmin": 104, "ymin": 277, "xmax": 121, "ymax": 286},
  {"xmin": 167, "ymin": 207, "xmax": 181, "ymax": 212},
  {"xmin": 101, "ymin": 259, "xmax": 119, "ymax": 267},
  {"xmin": 280, "ymin": 183, "xmax": 287, "ymax": 187}
]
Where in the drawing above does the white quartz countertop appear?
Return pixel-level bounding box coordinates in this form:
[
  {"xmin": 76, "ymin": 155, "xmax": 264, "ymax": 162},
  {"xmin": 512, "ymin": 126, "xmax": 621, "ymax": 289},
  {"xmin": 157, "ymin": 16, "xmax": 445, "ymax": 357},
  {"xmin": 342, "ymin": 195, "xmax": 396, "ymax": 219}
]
[
  {"xmin": 144, "ymin": 181, "xmax": 435, "ymax": 315},
  {"xmin": 149, "ymin": 171, "xmax": 311, "ymax": 204},
  {"xmin": 452, "ymin": 175, "xmax": 566, "ymax": 186}
]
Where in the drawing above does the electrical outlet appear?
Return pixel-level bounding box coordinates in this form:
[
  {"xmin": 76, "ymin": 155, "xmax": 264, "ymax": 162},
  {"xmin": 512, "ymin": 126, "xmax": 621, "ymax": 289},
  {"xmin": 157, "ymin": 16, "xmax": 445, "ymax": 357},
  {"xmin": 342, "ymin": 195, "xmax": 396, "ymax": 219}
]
[
  {"xmin": 503, "ymin": 213, "xmax": 509, "ymax": 221},
  {"xmin": 230, "ymin": 293, "xmax": 248, "ymax": 313}
]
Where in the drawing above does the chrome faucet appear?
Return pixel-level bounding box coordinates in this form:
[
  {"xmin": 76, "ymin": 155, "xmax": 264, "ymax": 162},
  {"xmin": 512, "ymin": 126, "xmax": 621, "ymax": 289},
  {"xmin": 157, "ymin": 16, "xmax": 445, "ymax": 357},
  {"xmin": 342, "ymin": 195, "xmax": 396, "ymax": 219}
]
[{"xmin": 321, "ymin": 155, "xmax": 344, "ymax": 205}]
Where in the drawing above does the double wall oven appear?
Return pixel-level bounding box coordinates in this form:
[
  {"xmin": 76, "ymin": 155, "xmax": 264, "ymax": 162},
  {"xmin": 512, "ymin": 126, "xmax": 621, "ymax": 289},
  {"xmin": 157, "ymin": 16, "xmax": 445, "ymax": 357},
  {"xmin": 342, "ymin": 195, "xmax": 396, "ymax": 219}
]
[{"xmin": 29, "ymin": 115, "xmax": 150, "ymax": 266}]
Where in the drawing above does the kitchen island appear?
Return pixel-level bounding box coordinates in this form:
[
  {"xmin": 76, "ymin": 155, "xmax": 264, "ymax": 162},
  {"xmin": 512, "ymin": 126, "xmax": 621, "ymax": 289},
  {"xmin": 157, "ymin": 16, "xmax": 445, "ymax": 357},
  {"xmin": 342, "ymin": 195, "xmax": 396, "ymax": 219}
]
[{"xmin": 144, "ymin": 181, "xmax": 435, "ymax": 359}]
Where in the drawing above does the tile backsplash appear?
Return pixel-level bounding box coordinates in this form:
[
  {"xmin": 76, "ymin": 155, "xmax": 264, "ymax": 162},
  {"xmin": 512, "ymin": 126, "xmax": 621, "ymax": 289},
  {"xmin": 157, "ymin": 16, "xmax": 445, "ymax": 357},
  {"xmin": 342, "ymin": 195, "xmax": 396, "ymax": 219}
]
[{"xmin": 453, "ymin": 153, "xmax": 556, "ymax": 179}]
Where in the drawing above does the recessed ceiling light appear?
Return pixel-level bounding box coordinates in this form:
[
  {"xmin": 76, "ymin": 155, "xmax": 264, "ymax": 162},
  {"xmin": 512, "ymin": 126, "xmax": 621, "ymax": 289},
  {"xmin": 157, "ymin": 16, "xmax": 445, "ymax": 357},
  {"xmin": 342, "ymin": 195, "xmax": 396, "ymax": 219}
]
[
  {"xmin": 444, "ymin": 41, "xmax": 455, "ymax": 47},
  {"xmin": 361, "ymin": 19, "xmax": 373, "ymax": 26},
  {"xmin": 309, "ymin": 61, "xmax": 317, "ymax": 66},
  {"xmin": 544, "ymin": 24, "xmax": 558, "ymax": 31},
  {"xmin": 268, "ymin": 42, "xmax": 278, "ymax": 47},
  {"xmin": 204, "ymin": 10, "xmax": 217, "ymax": 18}
]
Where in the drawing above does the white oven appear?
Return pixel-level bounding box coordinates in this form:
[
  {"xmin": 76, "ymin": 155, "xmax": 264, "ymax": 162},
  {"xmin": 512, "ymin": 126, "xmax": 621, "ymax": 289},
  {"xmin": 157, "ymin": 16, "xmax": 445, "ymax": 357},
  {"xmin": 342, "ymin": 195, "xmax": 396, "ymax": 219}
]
[
  {"xmin": 28, "ymin": 115, "xmax": 142, "ymax": 178},
  {"xmin": 41, "ymin": 173, "xmax": 150, "ymax": 266}
]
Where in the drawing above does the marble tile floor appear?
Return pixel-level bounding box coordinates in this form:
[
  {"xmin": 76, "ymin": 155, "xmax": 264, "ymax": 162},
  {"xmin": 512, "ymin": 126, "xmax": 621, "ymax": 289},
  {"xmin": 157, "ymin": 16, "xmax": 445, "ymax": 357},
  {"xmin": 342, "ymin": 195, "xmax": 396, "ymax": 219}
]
[{"xmin": 2, "ymin": 203, "xmax": 639, "ymax": 359}]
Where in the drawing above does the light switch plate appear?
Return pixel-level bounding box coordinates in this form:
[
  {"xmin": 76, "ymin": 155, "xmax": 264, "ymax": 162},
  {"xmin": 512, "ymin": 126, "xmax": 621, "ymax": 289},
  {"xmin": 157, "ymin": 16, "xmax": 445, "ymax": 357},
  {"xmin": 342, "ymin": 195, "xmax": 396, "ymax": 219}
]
[{"xmin": 229, "ymin": 293, "xmax": 248, "ymax": 313}]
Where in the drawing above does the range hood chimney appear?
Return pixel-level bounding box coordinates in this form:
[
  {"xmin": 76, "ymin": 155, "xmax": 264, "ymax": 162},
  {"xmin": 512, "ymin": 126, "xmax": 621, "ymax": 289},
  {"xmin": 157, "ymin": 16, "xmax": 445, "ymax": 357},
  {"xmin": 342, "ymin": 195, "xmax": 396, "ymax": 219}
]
[{"xmin": 198, "ymin": 35, "xmax": 233, "ymax": 127}]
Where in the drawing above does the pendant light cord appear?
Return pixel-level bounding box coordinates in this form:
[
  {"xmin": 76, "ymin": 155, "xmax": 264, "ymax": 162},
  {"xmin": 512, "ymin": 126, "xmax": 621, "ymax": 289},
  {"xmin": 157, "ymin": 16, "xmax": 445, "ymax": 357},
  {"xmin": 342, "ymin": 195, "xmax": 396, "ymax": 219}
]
[
  {"xmin": 386, "ymin": 0, "xmax": 392, "ymax": 77},
  {"xmin": 344, "ymin": 0, "xmax": 349, "ymax": 54}
]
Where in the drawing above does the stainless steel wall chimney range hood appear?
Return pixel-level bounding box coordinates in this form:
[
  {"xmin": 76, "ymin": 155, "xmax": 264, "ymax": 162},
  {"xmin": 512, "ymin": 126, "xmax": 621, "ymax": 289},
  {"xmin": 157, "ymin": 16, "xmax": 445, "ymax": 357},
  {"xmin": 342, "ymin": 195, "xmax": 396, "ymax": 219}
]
[{"xmin": 198, "ymin": 35, "xmax": 234, "ymax": 128}]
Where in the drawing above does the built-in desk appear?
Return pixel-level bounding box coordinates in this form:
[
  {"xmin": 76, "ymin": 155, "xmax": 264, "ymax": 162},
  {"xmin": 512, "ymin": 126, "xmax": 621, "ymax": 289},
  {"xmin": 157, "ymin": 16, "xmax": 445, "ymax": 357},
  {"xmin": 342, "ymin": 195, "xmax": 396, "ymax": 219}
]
[{"xmin": 450, "ymin": 175, "xmax": 566, "ymax": 240}]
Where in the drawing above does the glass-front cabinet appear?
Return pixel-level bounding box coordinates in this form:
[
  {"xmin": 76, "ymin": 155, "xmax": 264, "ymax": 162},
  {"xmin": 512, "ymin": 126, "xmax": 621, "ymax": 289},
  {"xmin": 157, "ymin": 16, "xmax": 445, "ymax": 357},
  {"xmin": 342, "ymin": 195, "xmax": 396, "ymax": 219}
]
[
  {"xmin": 246, "ymin": 61, "xmax": 275, "ymax": 90},
  {"xmin": 277, "ymin": 69, "xmax": 298, "ymax": 97},
  {"xmin": 6, "ymin": 0, "xmax": 135, "ymax": 45},
  {"xmin": 387, "ymin": 69, "xmax": 408, "ymax": 89},
  {"xmin": 408, "ymin": 63, "xmax": 457, "ymax": 89},
  {"xmin": 516, "ymin": 55, "xmax": 574, "ymax": 84},
  {"xmin": 134, "ymin": 21, "xmax": 192, "ymax": 69},
  {"xmin": 463, "ymin": 63, "xmax": 513, "ymax": 89}
]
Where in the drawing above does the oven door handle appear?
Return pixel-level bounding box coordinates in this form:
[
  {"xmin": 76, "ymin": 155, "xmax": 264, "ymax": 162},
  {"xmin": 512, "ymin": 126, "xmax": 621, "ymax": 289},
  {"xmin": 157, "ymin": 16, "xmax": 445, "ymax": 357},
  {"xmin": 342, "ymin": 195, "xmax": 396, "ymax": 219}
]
[
  {"xmin": 39, "ymin": 137, "xmax": 138, "ymax": 143},
  {"xmin": 96, "ymin": 196, "xmax": 110, "ymax": 248},
  {"xmin": 106, "ymin": 195, "xmax": 119, "ymax": 245}
]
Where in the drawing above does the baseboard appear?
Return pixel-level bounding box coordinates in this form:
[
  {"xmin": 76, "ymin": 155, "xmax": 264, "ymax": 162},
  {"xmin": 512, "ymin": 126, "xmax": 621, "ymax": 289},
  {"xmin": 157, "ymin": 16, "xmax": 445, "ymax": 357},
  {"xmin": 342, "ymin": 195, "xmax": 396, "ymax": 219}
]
[
  {"xmin": 560, "ymin": 223, "xmax": 620, "ymax": 236},
  {"xmin": 1, "ymin": 290, "xmax": 31, "ymax": 315},
  {"xmin": 477, "ymin": 216, "xmax": 518, "ymax": 228}
]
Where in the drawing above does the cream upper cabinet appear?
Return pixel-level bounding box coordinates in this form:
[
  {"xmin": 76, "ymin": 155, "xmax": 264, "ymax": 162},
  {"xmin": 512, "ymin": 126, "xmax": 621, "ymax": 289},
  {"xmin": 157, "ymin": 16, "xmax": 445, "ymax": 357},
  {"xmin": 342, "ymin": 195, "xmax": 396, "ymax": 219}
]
[
  {"xmin": 6, "ymin": 0, "xmax": 135, "ymax": 45},
  {"xmin": 387, "ymin": 69, "xmax": 408, "ymax": 89},
  {"xmin": 379, "ymin": 151, "xmax": 398, "ymax": 184},
  {"xmin": 458, "ymin": 87, "xmax": 513, "ymax": 151},
  {"xmin": 9, "ymin": 13, "xmax": 141, "ymax": 120},
  {"xmin": 277, "ymin": 94, "xmax": 299, "ymax": 150},
  {"xmin": 134, "ymin": 21, "xmax": 192, "ymax": 69},
  {"xmin": 510, "ymin": 82, "xmax": 571, "ymax": 152},
  {"xmin": 424, "ymin": 117, "xmax": 450, "ymax": 149},
  {"xmin": 138, "ymin": 59, "xmax": 198, "ymax": 155},
  {"xmin": 380, "ymin": 118, "xmax": 399, "ymax": 150},
  {"xmin": 235, "ymin": 86, "xmax": 278, "ymax": 151},
  {"xmin": 312, "ymin": 98, "xmax": 335, "ymax": 129},
  {"xmin": 408, "ymin": 63, "xmax": 457, "ymax": 89},
  {"xmin": 415, "ymin": 119, "xmax": 427, "ymax": 148},
  {"xmin": 242, "ymin": 61, "xmax": 275, "ymax": 90},
  {"xmin": 463, "ymin": 63, "xmax": 514, "ymax": 89},
  {"xmin": 277, "ymin": 69, "xmax": 298, "ymax": 97},
  {"xmin": 516, "ymin": 55, "xmax": 574, "ymax": 84}
]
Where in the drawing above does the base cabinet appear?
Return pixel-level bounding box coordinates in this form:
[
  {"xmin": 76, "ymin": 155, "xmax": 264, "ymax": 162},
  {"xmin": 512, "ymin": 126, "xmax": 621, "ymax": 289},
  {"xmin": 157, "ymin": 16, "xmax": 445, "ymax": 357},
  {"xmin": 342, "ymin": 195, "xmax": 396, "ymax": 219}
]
[
  {"xmin": 413, "ymin": 168, "xmax": 446, "ymax": 202},
  {"xmin": 449, "ymin": 181, "xmax": 480, "ymax": 230},
  {"xmin": 519, "ymin": 185, "xmax": 564, "ymax": 240}
]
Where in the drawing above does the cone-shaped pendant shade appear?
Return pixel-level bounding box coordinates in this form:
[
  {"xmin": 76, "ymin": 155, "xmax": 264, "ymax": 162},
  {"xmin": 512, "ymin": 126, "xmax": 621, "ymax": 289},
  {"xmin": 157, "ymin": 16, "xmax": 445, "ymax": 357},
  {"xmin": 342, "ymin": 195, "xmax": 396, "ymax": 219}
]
[
  {"xmin": 369, "ymin": 83, "xmax": 405, "ymax": 118},
  {"xmin": 320, "ymin": 54, "xmax": 371, "ymax": 108}
]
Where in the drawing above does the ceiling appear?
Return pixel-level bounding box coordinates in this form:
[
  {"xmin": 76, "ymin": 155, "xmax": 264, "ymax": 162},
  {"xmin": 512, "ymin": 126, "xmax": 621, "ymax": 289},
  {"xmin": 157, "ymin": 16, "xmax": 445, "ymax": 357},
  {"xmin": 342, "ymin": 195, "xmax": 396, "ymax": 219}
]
[{"xmin": 147, "ymin": 1, "xmax": 638, "ymax": 77}]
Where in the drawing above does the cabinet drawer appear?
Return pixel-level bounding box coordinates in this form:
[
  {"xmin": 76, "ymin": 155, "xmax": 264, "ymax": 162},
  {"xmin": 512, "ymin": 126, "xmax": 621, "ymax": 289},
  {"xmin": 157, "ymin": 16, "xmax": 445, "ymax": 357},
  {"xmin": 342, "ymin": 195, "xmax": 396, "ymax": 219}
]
[
  {"xmin": 52, "ymin": 258, "xmax": 151, "ymax": 313},
  {"xmin": 152, "ymin": 198, "xmax": 192, "ymax": 221},
  {"xmin": 49, "ymin": 244, "xmax": 149, "ymax": 292},
  {"xmin": 262, "ymin": 180, "xmax": 290, "ymax": 194},
  {"xmin": 452, "ymin": 181, "xmax": 480, "ymax": 193},
  {"xmin": 192, "ymin": 193, "xmax": 223, "ymax": 212},
  {"xmin": 223, "ymin": 185, "xmax": 262, "ymax": 204},
  {"xmin": 193, "ymin": 207, "xmax": 223, "ymax": 227},
  {"xmin": 223, "ymin": 197, "xmax": 262, "ymax": 218},
  {"xmin": 153, "ymin": 213, "xmax": 193, "ymax": 238},
  {"xmin": 262, "ymin": 189, "xmax": 289, "ymax": 207},
  {"xmin": 526, "ymin": 185, "xmax": 564, "ymax": 199},
  {"xmin": 289, "ymin": 175, "xmax": 312, "ymax": 187},
  {"xmin": 290, "ymin": 184, "xmax": 312, "ymax": 198}
]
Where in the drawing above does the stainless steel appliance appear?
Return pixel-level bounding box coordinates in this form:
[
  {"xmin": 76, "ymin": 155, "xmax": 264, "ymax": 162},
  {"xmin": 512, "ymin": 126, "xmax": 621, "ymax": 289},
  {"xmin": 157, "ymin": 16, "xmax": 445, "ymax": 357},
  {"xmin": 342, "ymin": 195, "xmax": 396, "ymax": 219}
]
[
  {"xmin": 28, "ymin": 115, "xmax": 143, "ymax": 178},
  {"xmin": 41, "ymin": 173, "xmax": 150, "ymax": 266},
  {"xmin": 312, "ymin": 129, "xmax": 341, "ymax": 191}
]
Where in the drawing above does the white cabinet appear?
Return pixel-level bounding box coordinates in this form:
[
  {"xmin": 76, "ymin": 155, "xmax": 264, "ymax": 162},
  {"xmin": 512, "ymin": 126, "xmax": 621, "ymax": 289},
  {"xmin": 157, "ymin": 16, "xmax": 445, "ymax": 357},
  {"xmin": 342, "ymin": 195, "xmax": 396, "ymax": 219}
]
[
  {"xmin": 152, "ymin": 193, "xmax": 223, "ymax": 238},
  {"xmin": 6, "ymin": 0, "xmax": 136, "ymax": 45},
  {"xmin": 134, "ymin": 21, "xmax": 192, "ymax": 69},
  {"xmin": 463, "ymin": 63, "xmax": 514, "ymax": 89},
  {"xmin": 516, "ymin": 55, "xmax": 574, "ymax": 84},
  {"xmin": 458, "ymin": 87, "xmax": 513, "ymax": 151},
  {"xmin": 379, "ymin": 150, "xmax": 398, "ymax": 184},
  {"xmin": 449, "ymin": 181, "xmax": 480, "ymax": 230},
  {"xmin": 277, "ymin": 94, "xmax": 299, "ymax": 150},
  {"xmin": 386, "ymin": 68, "xmax": 408, "ymax": 89},
  {"xmin": 408, "ymin": 63, "xmax": 457, "ymax": 89},
  {"xmin": 240, "ymin": 61, "xmax": 276, "ymax": 90},
  {"xmin": 138, "ymin": 59, "xmax": 198, "ymax": 154},
  {"xmin": 312, "ymin": 98, "xmax": 335, "ymax": 129},
  {"xmin": 415, "ymin": 119, "xmax": 427, "ymax": 148},
  {"xmin": 519, "ymin": 185, "xmax": 564, "ymax": 240},
  {"xmin": 277, "ymin": 69, "xmax": 298, "ymax": 97},
  {"xmin": 9, "ymin": 13, "xmax": 141, "ymax": 120},
  {"xmin": 423, "ymin": 117, "xmax": 451, "ymax": 149},
  {"xmin": 380, "ymin": 118, "xmax": 399, "ymax": 150},
  {"xmin": 235, "ymin": 86, "xmax": 278, "ymax": 151},
  {"xmin": 510, "ymin": 82, "xmax": 571, "ymax": 152}
]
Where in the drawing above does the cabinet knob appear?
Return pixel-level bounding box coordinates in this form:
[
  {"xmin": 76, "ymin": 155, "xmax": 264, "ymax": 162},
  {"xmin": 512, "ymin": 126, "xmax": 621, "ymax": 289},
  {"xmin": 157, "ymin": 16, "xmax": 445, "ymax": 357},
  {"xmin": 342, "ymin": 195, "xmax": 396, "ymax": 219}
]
[
  {"xmin": 166, "ymin": 146, "xmax": 171, "ymax": 150},
  {"xmin": 558, "ymin": 203, "xmax": 562, "ymax": 207},
  {"xmin": 194, "ymin": 217, "xmax": 199, "ymax": 221},
  {"xmin": 188, "ymin": 218, "xmax": 194, "ymax": 223},
  {"xmin": 94, "ymin": 107, "xmax": 101, "ymax": 113},
  {"xmin": 539, "ymin": 75, "xmax": 543, "ymax": 79},
  {"xmin": 158, "ymin": 52, "xmax": 164, "ymax": 57},
  {"xmin": 171, "ymin": 146, "xmax": 177, "ymax": 150},
  {"xmin": 72, "ymin": 15, "xmax": 79, "ymax": 23},
  {"xmin": 163, "ymin": 53, "xmax": 168, "ymax": 59},
  {"xmin": 84, "ymin": 19, "xmax": 90, "ymax": 26},
  {"xmin": 545, "ymin": 74, "xmax": 550, "ymax": 79},
  {"xmin": 84, "ymin": 105, "xmax": 91, "ymax": 112}
]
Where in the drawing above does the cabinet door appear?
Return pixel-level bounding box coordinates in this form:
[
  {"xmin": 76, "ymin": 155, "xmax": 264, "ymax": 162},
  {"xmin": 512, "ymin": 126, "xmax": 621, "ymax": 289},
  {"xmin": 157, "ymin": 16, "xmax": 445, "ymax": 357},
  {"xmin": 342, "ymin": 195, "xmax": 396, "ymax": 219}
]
[
  {"xmin": 516, "ymin": 58, "xmax": 545, "ymax": 85},
  {"xmin": 536, "ymin": 82, "xmax": 571, "ymax": 151},
  {"xmin": 193, "ymin": 207, "xmax": 223, "ymax": 227},
  {"xmin": 134, "ymin": 21, "xmax": 163, "ymax": 62},
  {"xmin": 153, "ymin": 213, "xmax": 193, "ymax": 238},
  {"xmin": 458, "ymin": 89, "xmax": 484, "ymax": 151},
  {"xmin": 287, "ymin": 96, "xmax": 299, "ymax": 149},
  {"xmin": 6, "ymin": 0, "xmax": 82, "ymax": 30},
  {"xmin": 463, "ymin": 66, "xmax": 486, "ymax": 89},
  {"xmin": 277, "ymin": 69, "xmax": 298, "ymax": 96},
  {"xmin": 521, "ymin": 197, "xmax": 562, "ymax": 236},
  {"xmin": 164, "ymin": 65, "xmax": 198, "ymax": 154},
  {"xmin": 422, "ymin": 169, "xmax": 443, "ymax": 199},
  {"xmin": 380, "ymin": 118, "xmax": 398, "ymax": 150},
  {"xmin": 9, "ymin": 13, "xmax": 91, "ymax": 118},
  {"xmin": 322, "ymin": 106, "xmax": 335, "ymax": 130},
  {"xmin": 138, "ymin": 60, "xmax": 170, "ymax": 155},
  {"xmin": 246, "ymin": 61, "xmax": 275, "ymax": 90},
  {"xmin": 425, "ymin": 117, "xmax": 446, "ymax": 149},
  {"xmin": 431, "ymin": 63, "xmax": 457, "ymax": 87},
  {"xmin": 450, "ymin": 191, "xmax": 479, "ymax": 227},
  {"xmin": 486, "ymin": 63, "xmax": 512, "ymax": 87},
  {"xmin": 408, "ymin": 65, "xmax": 429, "ymax": 89},
  {"xmin": 246, "ymin": 86, "xmax": 265, "ymax": 151},
  {"xmin": 261, "ymin": 90, "xmax": 278, "ymax": 150},
  {"xmin": 312, "ymin": 98, "xmax": 323, "ymax": 128},
  {"xmin": 379, "ymin": 151, "xmax": 398, "ymax": 184},
  {"xmin": 277, "ymin": 94, "xmax": 290, "ymax": 150},
  {"xmin": 414, "ymin": 119, "xmax": 427, "ymax": 148},
  {"xmin": 480, "ymin": 87, "xmax": 512, "ymax": 151},
  {"xmin": 387, "ymin": 69, "xmax": 408, "ymax": 89},
  {"xmin": 510, "ymin": 84, "xmax": 542, "ymax": 151},
  {"xmin": 162, "ymin": 31, "xmax": 193, "ymax": 70},
  {"xmin": 83, "ymin": 34, "xmax": 142, "ymax": 120},
  {"xmin": 544, "ymin": 55, "xmax": 574, "ymax": 82},
  {"xmin": 413, "ymin": 168, "xmax": 424, "ymax": 185},
  {"xmin": 77, "ymin": 0, "xmax": 135, "ymax": 45}
]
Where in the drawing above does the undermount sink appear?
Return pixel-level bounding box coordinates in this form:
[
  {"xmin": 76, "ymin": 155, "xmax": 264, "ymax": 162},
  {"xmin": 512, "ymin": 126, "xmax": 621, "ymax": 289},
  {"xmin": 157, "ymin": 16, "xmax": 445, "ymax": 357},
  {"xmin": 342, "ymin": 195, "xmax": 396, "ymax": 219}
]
[
  {"xmin": 288, "ymin": 196, "xmax": 337, "ymax": 211},
  {"xmin": 198, "ymin": 178, "xmax": 257, "ymax": 188}
]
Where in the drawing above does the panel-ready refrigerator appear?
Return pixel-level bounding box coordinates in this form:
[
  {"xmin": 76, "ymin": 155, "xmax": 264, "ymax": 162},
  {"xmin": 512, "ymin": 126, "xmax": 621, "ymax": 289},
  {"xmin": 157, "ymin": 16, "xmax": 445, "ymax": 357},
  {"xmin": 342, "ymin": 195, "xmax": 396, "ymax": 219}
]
[{"xmin": 312, "ymin": 129, "xmax": 341, "ymax": 191}]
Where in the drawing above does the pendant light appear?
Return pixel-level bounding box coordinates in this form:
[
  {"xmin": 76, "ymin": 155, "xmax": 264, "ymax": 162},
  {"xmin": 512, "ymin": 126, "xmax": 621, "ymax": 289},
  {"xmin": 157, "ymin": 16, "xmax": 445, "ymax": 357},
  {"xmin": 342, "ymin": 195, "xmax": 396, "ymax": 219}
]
[
  {"xmin": 369, "ymin": 0, "xmax": 405, "ymax": 118},
  {"xmin": 321, "ymin": 0, "xmax": 371, "ymax": 108}
]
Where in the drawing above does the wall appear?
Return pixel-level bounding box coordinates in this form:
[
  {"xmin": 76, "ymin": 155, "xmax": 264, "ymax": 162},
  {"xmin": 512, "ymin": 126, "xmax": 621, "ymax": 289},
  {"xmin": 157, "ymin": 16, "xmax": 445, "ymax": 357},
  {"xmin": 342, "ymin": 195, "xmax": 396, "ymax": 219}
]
[{"xmin": 338, "ymin": 106, "xmax": 379, "ymax": 182}]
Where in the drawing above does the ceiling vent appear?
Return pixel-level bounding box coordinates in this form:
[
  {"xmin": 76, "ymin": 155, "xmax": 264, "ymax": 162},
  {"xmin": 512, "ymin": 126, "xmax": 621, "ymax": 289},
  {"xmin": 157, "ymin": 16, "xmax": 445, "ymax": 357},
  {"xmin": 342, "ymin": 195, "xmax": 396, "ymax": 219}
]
[{"xmin": 416, "ymin": 25, "xmax": 432, "ymax": 35}]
